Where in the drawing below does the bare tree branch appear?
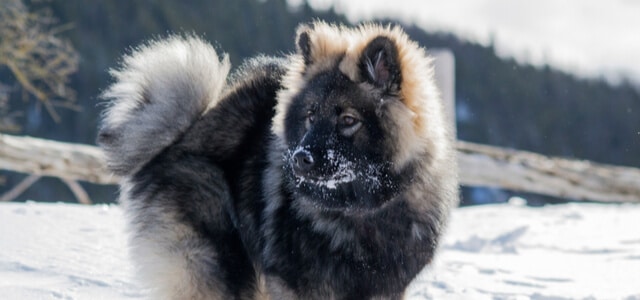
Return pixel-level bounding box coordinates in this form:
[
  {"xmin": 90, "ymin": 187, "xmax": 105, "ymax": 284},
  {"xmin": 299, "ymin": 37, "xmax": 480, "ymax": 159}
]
[
  {"xmin": 0, "ymin": 0, "xmax": 79, "ymax": 126},
  {"xmin": 0, "ymin": 83, "xmax": 20, "ymax": 132}
]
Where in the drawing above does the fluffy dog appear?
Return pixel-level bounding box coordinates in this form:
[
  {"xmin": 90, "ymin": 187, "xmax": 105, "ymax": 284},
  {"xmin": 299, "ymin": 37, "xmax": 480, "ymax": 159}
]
[{"xmin": 99, "ymin": 22, "xmax": 458, "ymax": 300}]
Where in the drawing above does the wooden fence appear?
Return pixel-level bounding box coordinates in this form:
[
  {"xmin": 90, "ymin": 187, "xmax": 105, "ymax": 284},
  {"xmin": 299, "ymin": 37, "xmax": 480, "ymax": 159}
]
[{"xmin": 2, "ymin": 133, "xmax": 639, "ymax": 204}]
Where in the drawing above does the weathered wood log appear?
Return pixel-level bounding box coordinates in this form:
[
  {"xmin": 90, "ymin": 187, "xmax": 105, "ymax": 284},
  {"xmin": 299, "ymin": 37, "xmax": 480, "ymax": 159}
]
[
  {"xmin": 457, "ymin": 141, "xmax": 640, "ymax": 203},
  {"xmin": 1, "ymin": 133, "xmax": 639, "ymax": 203},
  {"xmin": 0, "ymin": 133, "xmax": 117, "ymax": 185}
]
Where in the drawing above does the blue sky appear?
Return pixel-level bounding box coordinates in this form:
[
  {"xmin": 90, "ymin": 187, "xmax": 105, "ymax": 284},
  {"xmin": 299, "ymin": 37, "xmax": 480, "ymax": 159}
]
[{"xmin": 294, "ymin": 0, "xmax": 640, "ymax": 85}]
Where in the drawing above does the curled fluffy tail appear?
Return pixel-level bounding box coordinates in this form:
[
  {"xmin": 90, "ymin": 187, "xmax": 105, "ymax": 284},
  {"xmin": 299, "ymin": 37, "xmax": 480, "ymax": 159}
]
[{"xmin": 98, "ymin": 36, "xmax": 230, "ymax": 176}]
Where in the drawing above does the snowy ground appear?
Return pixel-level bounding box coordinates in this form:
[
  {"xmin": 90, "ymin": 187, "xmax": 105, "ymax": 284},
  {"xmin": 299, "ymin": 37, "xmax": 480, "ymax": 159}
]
[{"xmin": 1, "ymin": 200, "xmax": 639, "ymax": 299}]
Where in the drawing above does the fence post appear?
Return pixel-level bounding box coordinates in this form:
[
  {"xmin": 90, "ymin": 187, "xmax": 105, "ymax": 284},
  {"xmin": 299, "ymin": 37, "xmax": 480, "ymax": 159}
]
[{"xmin": 432, "ymin": 49, "xmax": 456, "ymax": 136}]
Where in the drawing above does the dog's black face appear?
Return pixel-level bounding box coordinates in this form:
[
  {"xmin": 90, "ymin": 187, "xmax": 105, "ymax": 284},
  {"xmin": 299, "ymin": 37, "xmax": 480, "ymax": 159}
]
[
  {"xmin": 283, "ymin": 68, "xmax": 400, "ymax": 211},
  {"xmin": 283, "ymin": 35, "xmax": 405, "ymax": 211}
]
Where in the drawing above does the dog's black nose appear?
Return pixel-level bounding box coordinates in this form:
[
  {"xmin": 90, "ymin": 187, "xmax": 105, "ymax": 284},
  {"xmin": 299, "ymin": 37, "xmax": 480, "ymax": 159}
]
[{"xmin": 292, "ymin": 149, "xmax": 315, "ymax": 174}]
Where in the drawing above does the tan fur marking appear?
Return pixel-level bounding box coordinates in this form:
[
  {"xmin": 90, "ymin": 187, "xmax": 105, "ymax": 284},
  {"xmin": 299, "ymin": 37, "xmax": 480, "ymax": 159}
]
[{"xmin": 251, "ymin": 272, "xmax": 271, "ymax": 300}]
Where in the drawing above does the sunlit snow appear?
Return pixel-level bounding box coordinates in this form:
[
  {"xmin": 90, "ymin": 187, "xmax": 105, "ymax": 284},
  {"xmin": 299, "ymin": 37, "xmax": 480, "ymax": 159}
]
[{"xmin": 1, "ymin": 200, "xmax": 639, "ymax": 299}]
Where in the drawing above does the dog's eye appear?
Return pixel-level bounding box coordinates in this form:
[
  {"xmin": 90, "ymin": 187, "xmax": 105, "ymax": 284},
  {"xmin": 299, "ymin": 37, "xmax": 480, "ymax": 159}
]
[
  {"xmin": 339, "ymin": 113, "xmax": 362, "ymax": 136},
  {"xmin": 307, "ymin": 111, "xmax": 315, "ymax": 123},
  {"xmin": 341, "ymin": 115, "xmax": 356, "ymax": 126},
  {"xmin": 305, "ymin": 110, "xmax": 315, "ymax": 129}
]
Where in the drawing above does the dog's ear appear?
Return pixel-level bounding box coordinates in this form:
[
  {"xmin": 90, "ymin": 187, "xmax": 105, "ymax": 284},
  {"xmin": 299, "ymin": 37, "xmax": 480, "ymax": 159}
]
[
  {"xmin": 296, "ymin": 24, "xmax": 314, "ymax": 66},
  {"xmin": 359, "ymin": 36, "xmax": 401, "ymax": 94}
]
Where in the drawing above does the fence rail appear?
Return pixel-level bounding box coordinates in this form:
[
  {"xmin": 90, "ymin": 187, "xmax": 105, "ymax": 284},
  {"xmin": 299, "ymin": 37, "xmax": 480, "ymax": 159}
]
[{"xmin": 1, "ymin": 133, "xmax": 639, "ymax": 203}]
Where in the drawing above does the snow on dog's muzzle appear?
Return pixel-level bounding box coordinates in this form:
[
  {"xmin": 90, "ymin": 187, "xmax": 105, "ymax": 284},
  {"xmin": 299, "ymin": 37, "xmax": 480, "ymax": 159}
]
[{"xmin": 289, "ymin": 147, "xmax": 359, "ymax": 189}]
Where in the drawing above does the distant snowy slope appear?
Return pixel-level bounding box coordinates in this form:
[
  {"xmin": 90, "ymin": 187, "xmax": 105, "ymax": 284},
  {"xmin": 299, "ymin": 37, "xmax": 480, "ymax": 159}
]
[{"xmin": 1, "ymin": 201, "xmax": 639, "ymax": 299}]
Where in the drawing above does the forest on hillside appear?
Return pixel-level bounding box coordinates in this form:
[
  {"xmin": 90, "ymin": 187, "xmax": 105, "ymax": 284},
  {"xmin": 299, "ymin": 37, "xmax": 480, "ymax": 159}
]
[{"xmin": 2, "ymin": 0, "xmax": 639, "ymax": 204}]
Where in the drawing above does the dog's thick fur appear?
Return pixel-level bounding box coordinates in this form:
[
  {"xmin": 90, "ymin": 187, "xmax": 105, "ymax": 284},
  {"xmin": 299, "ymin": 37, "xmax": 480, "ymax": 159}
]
[{"xmin": 99, "ymin": 22, "xmax": 458, "ymax": 300}]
